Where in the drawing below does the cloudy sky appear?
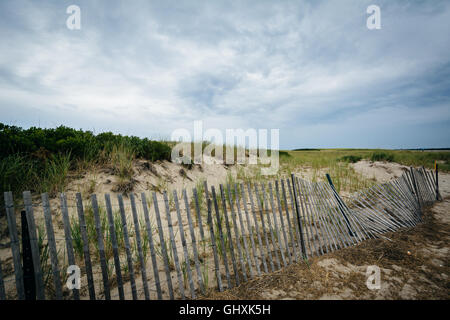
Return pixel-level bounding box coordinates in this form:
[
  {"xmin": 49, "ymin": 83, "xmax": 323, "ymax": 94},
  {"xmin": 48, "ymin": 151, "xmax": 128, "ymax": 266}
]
[{"xmin": 0, "ymin": 0, "xmax": 449, "ymax": 149}]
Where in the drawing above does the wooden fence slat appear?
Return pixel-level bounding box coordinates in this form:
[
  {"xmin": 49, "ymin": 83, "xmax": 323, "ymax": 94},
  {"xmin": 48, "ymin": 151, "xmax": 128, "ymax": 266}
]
[
  {"xmin": 75, "ymin": 193, "xmax": 96, "ymax": 300},
  {"xmin": 23, "ymin": 191, "xmax": 46, "ymax": 300},
  {"xmin": 392, "ymin": 179, "xmax": 418, "ymax": 220},
  {"xmin": 426, "ymin": 170, "xmax": 438, "ymax": 201},
  {"xmin": 4, "ymin": 192, "xmax": 25, "ymax": 300},
  {"xmin": 332, "ymin": 190, "xmax": 367, "ymax": 243},
  {"xmin": 260, "ymin": 183, "xmax": 282, "ymax": 269},
  {"xmin": 343, "ymin": 196, "xmax": 375, "ymax": 240},
  {"xmin": 117, "ymin": 194, "xmax": 138, "ymax": 300},
  {"xmin": 384, "ymin": 182, "xmax": 417, "ymax": 226},
  {"xmin": 375, "ymin": 184, "xmax": 414, "ymax": 228},
  {"xmin": 129, "ymin": 193, "xmax": 150, "ymax": 300},
  {"xmin": 317, "ymin": 182, "xmax": 353, "ymax": 248},
  {"xmin": 286, "ymin": 179, "xmax": 303, "ymax": 257},
  {"xmin": 173, "ymin": 190, "xmax": 196, "ymax": 299},
  {"xmin": 422, "ymin": 168, "xmax": 435, "ymax": 203},
  {"xmin": 377, "ymin": 183, "xmax": 415, "ymax": 227},
  {"xmin": 59, "ymin": 193, "xmax": 80, "ymax": 300},
  {"xmin": 91, "ymin": 194, "xmax": 111, "ymax": 300},
  {"xmin": 0, "ymin": 257, "xmax": 5, "ymax": 300},
  {"xmin": 409, "ymin": 168, "xmax": 423, "ymax": 212},
  {"xmin": 183, "ymin": 189, "xmax": 205, "ymax": 294},
  {"xmin": 401, "ymin": 174, "xmax": 421, "ymax": 215},
  {"xmin": 302, "ymin": 180, "xmax": 334, "ymax": 253},
  {"xmin": 356, "ymin": 188, "xmax": 399, "ymax": 232},
  {"xmin": 417, "ymin": 169, "xmax": 430, "ymax": 203},
  {"xmin": 227, "ymin": 185, "xmax": 247, "ymax": 282},
  {"xmin": 314, "ymin": 181, "xmax": 342, "ymax": 250},
  {"xmin": 364, "ymin": 186, "xmax": 403, "ymax": 230},
  {"xmin": 313, "ymin": 183, "xmax": 345, "ymax": 250},
  {"xmin": 234, "ymin": 183, "xmax": 254, "ymax": 278},
  {"xmin": 274, "ymin": 180, "xmax": 292, "ymax": 264},
  {"xmin": 239, "ymin": 183, "xmax": 260, "ymax": 276},
  {"xmin": 211, "ymin": 186, "xmax": 232, "ymax": 289},
  {"xmin": 388, "ymin": 182, "xmax": 418, "ymax": 225},
  {"xmin": 104, "ymin": 194, "xmax": 125, "ymax": 300},
  {"xmin": 295, "ymin": 178, "xmax": 316, "ymax": 256},
  {"xmin": 192, "ymin": 188, "xmax": 206, "ymax": 243},
  {"xmin": 219, "ymin": 185, "xmax": 240, "ymax": 286},
  {"xmin": 374, "ymin": 185, "xmax": 412, "ymax": 228},
  {"xmin": 254, "ymin": 184, "xmax": 276, "ymax": 271},
  {"xmin": 280, "ymin": 179, "xmax": 299, "ymax": 262},
  {"xmin": 298, "ymin": 179, "xmax": 321, "ymax": 256},
  {"xmin": 364, "ymin": 186, "xmax": 404, "ymax": 229},
  {"xmin": 261, "ymin": 183, "xmax": 281, "ymax": 269},
  {"xmin": 423, "ymin": 168, "xmax": 436, "ymax": 201},
  {"xmin": 162, "ymin": 191, "xmax": 185, "ymax": 300},
  {"xmin": 140, "ymin": 193, "xmax": 163, "ymax": 299},
  {"xmin": 152, "ymin": 192, "xmax": 174, "ymax": 300},
  {"xmin": 247, "ymin": 183, "xmax": 268, "ymax": 273},
  {"xmin": 403, "ymin": 171, "xmax": 415, "ymax": 195},
  {"xmin": 267, "ymin": 182, "xmax": 287, "ymax": 267},
  {"xmin": 301, "ymin": 179, "xmax": 326, "ymax": 255},
  {"xmin": 206, "ymin": 198, "xmax": 223, "ymax": 292},
  {"xmin": 288, "ymin": 177, "xmax": 307, "ymax": 259},
  {"xmin": 416, "ymin": 169, "xmax": 430, "ymax": 204},
  {"xmin": 41, "ymin": 193, "xmax": 63, "ymax": 300}
]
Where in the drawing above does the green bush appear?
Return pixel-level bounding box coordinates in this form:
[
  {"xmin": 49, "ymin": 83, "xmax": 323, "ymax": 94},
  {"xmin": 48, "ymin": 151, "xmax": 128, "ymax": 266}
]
[
  {"xmin": 339, "ymin": 155, "xmax": 362, "ymax": 163},
  {"xmin": 0, "ymin": 123, "xmax": 172, "ymax": 198},
  {"xmin": 370, "ymin": 152, "xmax": 394, "ymax": 162},
  {"xmin": 0, "ymin": 123, "xmax": 171, "ymax": 162}
]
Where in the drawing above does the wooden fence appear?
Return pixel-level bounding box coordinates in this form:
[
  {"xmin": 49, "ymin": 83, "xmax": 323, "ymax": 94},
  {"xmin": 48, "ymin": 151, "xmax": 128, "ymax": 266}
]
[{"xmin": 0, "ymin": 167, "xmax": 439, "ymax": 300}]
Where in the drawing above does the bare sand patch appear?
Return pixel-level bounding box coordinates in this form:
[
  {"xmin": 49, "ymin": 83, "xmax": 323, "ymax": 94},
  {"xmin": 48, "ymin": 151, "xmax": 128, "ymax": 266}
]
[{"xmin": 350, "ymin": 160, "xmax": 410, "ymax": 183}]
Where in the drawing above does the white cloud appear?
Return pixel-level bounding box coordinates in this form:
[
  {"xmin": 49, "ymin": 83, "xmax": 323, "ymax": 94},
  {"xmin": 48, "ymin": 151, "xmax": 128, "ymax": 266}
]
[{"xmin": 0, "ymin": 0, "xmax": 449, "ymax": 148}]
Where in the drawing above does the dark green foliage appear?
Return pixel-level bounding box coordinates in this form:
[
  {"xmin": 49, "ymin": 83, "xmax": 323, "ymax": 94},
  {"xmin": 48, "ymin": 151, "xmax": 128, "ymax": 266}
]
[
  {"xmin": 279, "ymin": 151, "xmax": 291, "ymax": 158},
  {"xmin": 370, "ymin": 152, "xmax": 394, "ymax": 162},
  {"xmin": 0, "ymin": 123, "xmax": 171, "ymax": 162},
  {"xmin": 0, "ymin": 123, "xmax": 172, "ymax": 198},
  {"xmin": 339, "ymin": 155, "xmax": 362, "ymax": 163}
]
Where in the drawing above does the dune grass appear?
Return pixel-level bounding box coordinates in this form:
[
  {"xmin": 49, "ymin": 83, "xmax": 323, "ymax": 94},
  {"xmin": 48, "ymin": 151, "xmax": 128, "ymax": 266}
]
[{"xmin": 276, "ymin": 149, "xmax": 449, "ymax": 193}]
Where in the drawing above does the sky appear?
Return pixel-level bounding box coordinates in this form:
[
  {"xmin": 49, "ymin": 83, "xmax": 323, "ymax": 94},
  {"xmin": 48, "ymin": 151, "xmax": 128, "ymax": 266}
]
[{"xmin": 0, "ymin": 0, "xmax": 449, "ymax": 150}]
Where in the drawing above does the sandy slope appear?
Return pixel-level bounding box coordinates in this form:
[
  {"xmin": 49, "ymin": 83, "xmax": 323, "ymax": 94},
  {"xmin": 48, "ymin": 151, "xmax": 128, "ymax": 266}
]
[{"xmin": 350, "ymin": 160, "xmax": 410, "ymax": 183}]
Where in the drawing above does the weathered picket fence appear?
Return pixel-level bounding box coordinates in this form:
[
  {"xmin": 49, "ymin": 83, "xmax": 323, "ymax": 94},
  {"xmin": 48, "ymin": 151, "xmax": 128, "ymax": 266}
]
[{"xmin": 0, "ymin": 167, "xmax": 440, "ymax": 300}]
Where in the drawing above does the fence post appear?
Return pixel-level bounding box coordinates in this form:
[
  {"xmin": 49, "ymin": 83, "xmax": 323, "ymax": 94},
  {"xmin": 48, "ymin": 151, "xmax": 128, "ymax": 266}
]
[
  {"xmin": 4, "ymin": 192, "xmax": 25, "ymax": 300},
  {"xmin": 325, "ymin": 174, "xmax": 355, "ymax": 237},
  {"xmin": 409, "ymin": 167, "xmax": 422, "ymax": 213},
  {"xmin": 0, "ymin": 255, "xmax": 5, "ymax": 300},
  {"xmin": 290, "ymin": 174, "xmax": 307, "ymax": 259},
  {"xmin": 435, "ymin": 161, "xmax": 441, "ymax": 201},
  {"xmin": 21, "ymin": 210, "xmax": 36, "ymax": 300}
]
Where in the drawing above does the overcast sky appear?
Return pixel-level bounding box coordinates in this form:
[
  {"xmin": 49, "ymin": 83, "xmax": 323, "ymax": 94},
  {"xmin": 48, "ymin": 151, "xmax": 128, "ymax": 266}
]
[{"xmin": 0, "ymin": 0, "xmax": 449, "ymax": 149}]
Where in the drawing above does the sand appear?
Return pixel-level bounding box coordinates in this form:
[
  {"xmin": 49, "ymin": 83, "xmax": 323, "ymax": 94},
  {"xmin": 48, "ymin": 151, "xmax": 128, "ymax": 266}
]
[{"xmin": 350, "ymin": 160, "xmax": 410, "ymax": 183}]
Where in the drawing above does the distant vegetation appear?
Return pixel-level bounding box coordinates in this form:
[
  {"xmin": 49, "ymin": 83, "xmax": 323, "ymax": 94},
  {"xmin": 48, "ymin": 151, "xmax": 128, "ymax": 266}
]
[
  {"xmin": 339, "ymin": 155, "xmax": 362, "ymax": 163},
  {"xmin": 370, "ymin": 151, "xmax": 394, "ymax": 162},
  {"xmin": 279, "ymin": 149, "xmax": 450, "ymax": 193},
  {"xmin": 1, "ymin": 122, "xmax": 449, "ymax": 202},
  {"xmin": 0, "ymin": 123, "xmax": 171, "ymax": 198}
]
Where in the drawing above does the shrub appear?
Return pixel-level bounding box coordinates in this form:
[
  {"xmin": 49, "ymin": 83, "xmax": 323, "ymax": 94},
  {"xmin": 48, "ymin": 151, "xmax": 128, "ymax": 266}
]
[
  {"xmin": 0, "ymin": 123, "xmax": 172, "ymax": 197},
  {"xmin": 339, "ymin": 155, "xmax": 362, "ymax": 163},
  {"xmin": 370, "ymin": 152, "xmax": 394, "ymax": 162}
]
